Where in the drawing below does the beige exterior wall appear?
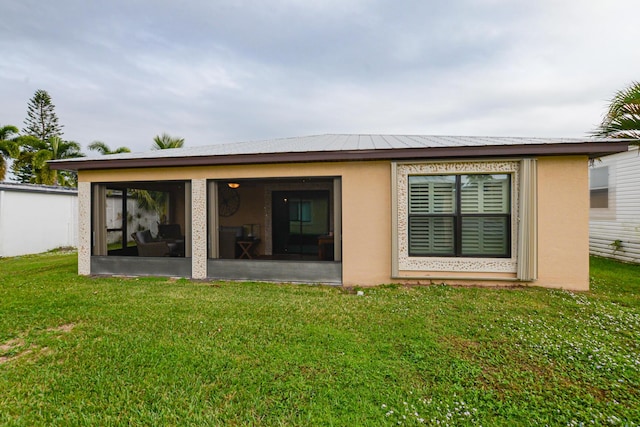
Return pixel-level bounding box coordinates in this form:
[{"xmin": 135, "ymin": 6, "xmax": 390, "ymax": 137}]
[
  {"xmin": 79, "ymin": 161, "xmax": 392, "ymax": 286},
  {"xmin": 536, "ymin": 156, "xmax": 590, "ymax": 291},
  {"xmin": 79, "ymin": 155, "xmax": 590, "ymax": 290},
  {"xmin": 339, "ymin": 162, "xmax": 391, "ymax": 285}
]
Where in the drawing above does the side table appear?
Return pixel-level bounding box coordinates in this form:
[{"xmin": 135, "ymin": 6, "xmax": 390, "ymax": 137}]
[{"xmin": 237, "ymin": 239, "xmax": 260, "ymax": 259}]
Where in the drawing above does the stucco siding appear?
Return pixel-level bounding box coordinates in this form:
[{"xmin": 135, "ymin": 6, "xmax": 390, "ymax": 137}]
[
  {"xmin": 79, "ymin": 155, "xmax": 592, "ymax": 290},
  {"xmin": 79, "ymin": 161, "xmax": 392, "ymax": 285},
  {"xmin": 537, "ymin": 156, "xmax": 590, "ymax": 290},
  {"xmin": 340, "ymin": 162, "xmax": 391, "ymax": 286}
]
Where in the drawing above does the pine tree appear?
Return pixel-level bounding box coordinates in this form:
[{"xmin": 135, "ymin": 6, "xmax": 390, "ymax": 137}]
[
  {"xmin": 14, "ymin": 89, "xmax": 65, "ymax": 183},
  {"xmin": 22, "ymin": 89, "xmax": 63, "ymax": 141}
]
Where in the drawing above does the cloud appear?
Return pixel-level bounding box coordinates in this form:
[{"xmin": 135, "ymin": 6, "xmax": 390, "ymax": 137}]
[{"xmin": 1, "ymin": 0, "xmax": 639, "ymax": 154}]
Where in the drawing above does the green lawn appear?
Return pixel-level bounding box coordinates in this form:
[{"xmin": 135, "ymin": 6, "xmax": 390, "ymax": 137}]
[{"xmin": 0, "ymin": 252, "xmax": 638, "ymax": 426}]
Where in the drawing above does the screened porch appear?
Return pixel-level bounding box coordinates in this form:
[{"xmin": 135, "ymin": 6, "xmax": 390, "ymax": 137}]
[{"xmin": 89, "ymin": 177, "xmax": 342, "ymax": 284}]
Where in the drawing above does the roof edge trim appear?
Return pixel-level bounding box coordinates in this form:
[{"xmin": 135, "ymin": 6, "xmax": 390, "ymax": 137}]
[{"xmin": 49, "ymin": 142, "xmax": 630, "ymax": 171}]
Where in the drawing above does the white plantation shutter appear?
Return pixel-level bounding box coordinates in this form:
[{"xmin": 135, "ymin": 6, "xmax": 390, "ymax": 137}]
[
  {"xmin": 408, "ymin": 176, "xmax": 455, "ymax": 255},
  {"xmin": 409, "ymin": 177, "xmax": 455, "ymax": 214},
  {"xmin": 460, "ymin": 175, "xmax": 509, "ymax": 256},
  {"xmin": 409, "ymin": 217, "xmax": 454, "ymax": 255},
  {"xmin": 461, "ymin": 217, "xmax": 508, "ymax": 255},
  {"xmin": 408, "ymin": 174, "xmax": 510, "ymax": 257},
  {"xmin": 461, "ymin": 176, "xmax": 509, "ymax": 213},
  {"xmin": 483, "ymin": 179, "xmax": 509, "ymax": 212}
]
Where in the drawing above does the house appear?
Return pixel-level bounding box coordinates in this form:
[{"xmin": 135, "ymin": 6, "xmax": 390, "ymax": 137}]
[
  {"xmin": 0, "ymin": 183, "xmax": 78, "ymax": 257},
  {"xmin": 49, "ymin": 134, "xmax": 629, "ymax": 291},
  {"xmin": 589, "ymin": 145, "xmax": 640, "ymax": 263}
]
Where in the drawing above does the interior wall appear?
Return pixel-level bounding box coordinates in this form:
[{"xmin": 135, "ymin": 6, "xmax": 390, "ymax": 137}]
[
  {"xmin": 170, "ymin": 185, "xmax": 186, "ymax": 231},
  {"xmin": 218, "ymin": 184, "xmax": 265, "ymax": 243}
]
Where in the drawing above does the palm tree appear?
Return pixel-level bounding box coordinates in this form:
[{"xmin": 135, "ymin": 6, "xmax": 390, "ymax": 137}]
[
  {"xmin": 593, "ymin": 81, "xmax": 640, "ymax": 139},
  {"xmin": 47, "ymin": 136, "xmax": 84, "ymax": 186},
  {"xmin": 152, "ymin": 133, "xmax": 185, "ymax": 150},
  {"xmin": 14, "ymin": 136, "xmax": 84, "ymax": 186},
  {"xmin": 129, "ymin": 134, "xmax": 183, "ymax": 218},
  {"xmin": 0, "ymin": 125, "xmax": 20, "ymax": 181},
  {"xmin": 87, "ymin": 141, "xmax": 131, "ymax": 155}
]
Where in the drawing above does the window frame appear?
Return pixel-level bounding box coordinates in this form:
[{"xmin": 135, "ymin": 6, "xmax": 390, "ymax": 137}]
[
  {"xmin": 408, "ymin": 174, "xmax": 512, "ymax": 258},
  {"xmin": 393, "ymin": 160, "xmax": 521, "ymax": 275},
  {"xmin": 589, "ymin": 166, "xmax": 609, "ymax": 209}
]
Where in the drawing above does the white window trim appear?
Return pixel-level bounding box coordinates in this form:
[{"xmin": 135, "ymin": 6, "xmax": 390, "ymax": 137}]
[
  {"xmin": 589, "ymin": 166, "xmax": 609, "ymax": 208},
  {"xmin": 393, "ymin": 160, "xmax": 520, "ymax": 274},
  {"xmin": 589, "ymin": 165, "xmax": 616, "ymax": 221}
]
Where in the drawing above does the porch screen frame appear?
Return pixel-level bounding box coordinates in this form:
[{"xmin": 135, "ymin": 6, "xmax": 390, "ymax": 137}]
[
  {"xmin": 333, "ymin": 177, "xmax": 342, "ymax": 262},
  {"xmin": 92, "ymin": 184, "xmax": 107, "ymax": 256},
  {"xmin": 207, "ymin": 180, "xmax": 219, "ymax": 258}
]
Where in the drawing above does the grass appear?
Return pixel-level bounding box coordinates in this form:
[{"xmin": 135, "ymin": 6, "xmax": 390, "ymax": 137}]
[{"xmin": 0, "ymin": 252, "xmax": 638, "ymax": 426}]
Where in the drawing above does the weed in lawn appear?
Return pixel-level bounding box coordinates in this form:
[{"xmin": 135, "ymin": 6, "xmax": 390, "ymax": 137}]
[{"xmin": 381, "ymin": 395, "xmax": 480, "ymax": 426}]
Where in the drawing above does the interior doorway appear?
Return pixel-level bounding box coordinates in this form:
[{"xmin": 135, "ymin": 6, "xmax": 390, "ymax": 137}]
[{"xmin": 271, "ymin": 190, "xmax": 330, "ymax": 258}]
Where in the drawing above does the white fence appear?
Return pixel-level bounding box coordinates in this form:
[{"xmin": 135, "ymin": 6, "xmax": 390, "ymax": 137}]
[
  {"xmin": 105, "ymin": 193, "xmax": 160, "ymax": 245},
  {"xmin": 0, "ymin": 183, "xmax": 78, "ymax": 257}
]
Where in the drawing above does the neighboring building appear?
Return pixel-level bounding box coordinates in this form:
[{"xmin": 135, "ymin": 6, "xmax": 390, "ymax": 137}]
[
  {"xmin": 50, "ymin": 134, "xmax": 629, "ymax": 291},
  {"xmin": 0, "ymin": 183, "xmax": 78, "ymax": 257},
  {"xmin": 0, "ymin": 183, "xmax": 159, "ymax": 257},
  {"xmin": 589, "ymin": 145, "xmax": 640, "ymax": 263}
]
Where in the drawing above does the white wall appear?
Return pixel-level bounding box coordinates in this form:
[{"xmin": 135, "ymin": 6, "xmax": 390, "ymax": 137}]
[
  {"xmin": 589, "ymin": 146, "xmax": 640, "ymax": 263},
  {"xmin": 0, "ymin": 184, "xmax": 78, "ymax": 257}
]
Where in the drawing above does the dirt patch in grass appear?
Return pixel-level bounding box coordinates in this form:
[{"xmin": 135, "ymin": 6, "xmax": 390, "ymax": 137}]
[
  {"xmin": 0, "ymin": 323, "xmax": 75, "ymax": 365},
  {"xmin": 47, "ymin": 323, "xmax": 76, "ymax": 333},
  {"xmin": 0, "ymin": 339, "xmax": 32, "ymax": 365},
  {"xmin": 0, "ymin": 338, "xmax": 25, "ymax": 354},
  {"xmin": 446, "ymin": 336, "xmax": 482, "ymax": 351}
]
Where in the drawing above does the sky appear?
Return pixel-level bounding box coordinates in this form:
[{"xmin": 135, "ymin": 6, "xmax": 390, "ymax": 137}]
[{"xmin": 1, "ymin": 0, "xmax": 639, "ymax": 154}]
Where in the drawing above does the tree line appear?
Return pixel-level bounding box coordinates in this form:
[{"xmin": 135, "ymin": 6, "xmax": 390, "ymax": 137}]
[{"xmin": 0, "ymin": 89, "xmax": 185, "ymax": 186}]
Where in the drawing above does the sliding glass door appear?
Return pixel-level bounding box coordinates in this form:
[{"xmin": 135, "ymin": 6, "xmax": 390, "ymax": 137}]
[{"xmin": 271, "ymin": 190, "xmax": 330, "ymax": 258}]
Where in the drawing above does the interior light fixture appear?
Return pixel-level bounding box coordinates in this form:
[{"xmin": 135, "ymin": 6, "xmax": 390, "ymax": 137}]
[{"xmin": 227, "ymin": 182, "xmax": 240, "ymax": 189}]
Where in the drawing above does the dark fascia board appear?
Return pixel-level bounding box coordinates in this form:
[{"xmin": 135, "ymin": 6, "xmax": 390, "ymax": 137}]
[{"xmin": 49, "ymin": 141, "xmax": 631, "ymax": 171}]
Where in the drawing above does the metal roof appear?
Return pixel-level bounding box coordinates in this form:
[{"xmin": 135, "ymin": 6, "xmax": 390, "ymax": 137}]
[{"xmin": 49, "ymin": 134, "xmax": 633, "ymax": 171}]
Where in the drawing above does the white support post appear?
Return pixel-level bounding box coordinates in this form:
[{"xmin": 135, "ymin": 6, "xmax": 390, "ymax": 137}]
[
  {"xmin": 191, "ymin": 179, "xmax": 208, "ymax": 279},
  {"xmin": 78, "ymin": 182, "xmax": 93, "ymax": 275}
]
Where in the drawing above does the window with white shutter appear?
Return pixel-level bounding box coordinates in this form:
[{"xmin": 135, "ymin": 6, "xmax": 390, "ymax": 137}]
[{"xmin": 408, "ymin": 174, "xmax": 511, "ymax": 257}]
